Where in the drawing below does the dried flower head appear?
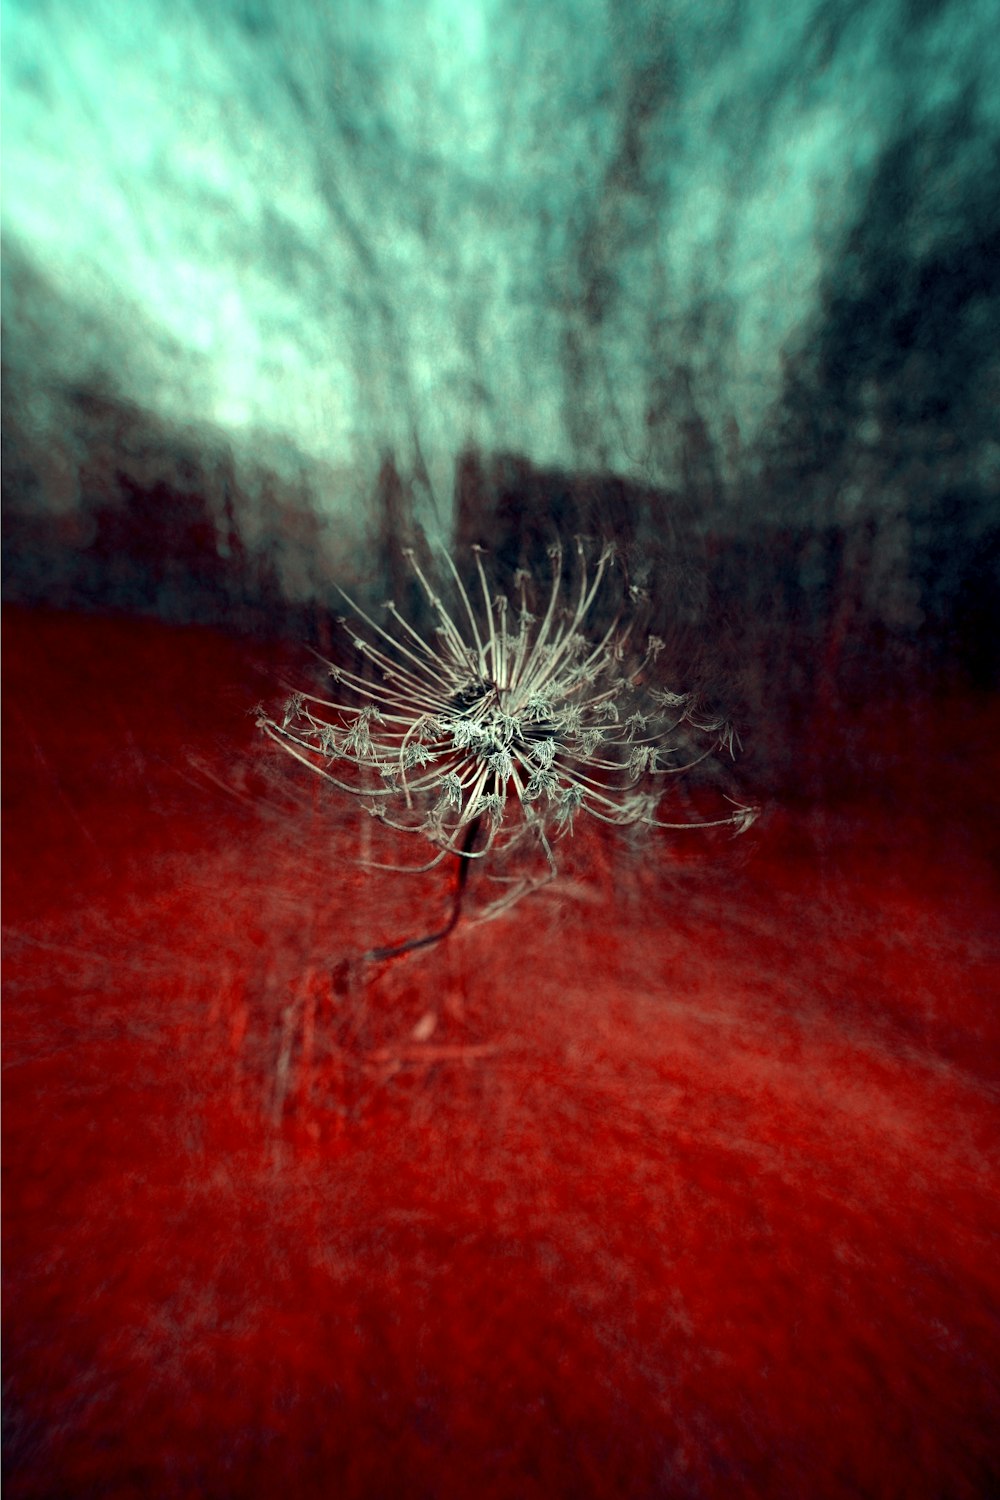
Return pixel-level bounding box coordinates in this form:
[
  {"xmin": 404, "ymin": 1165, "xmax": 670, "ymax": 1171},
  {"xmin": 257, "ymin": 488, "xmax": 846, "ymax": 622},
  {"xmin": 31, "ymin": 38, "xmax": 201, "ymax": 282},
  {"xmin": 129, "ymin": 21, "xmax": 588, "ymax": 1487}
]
[{"xmin": 258, "ymin": 539, "xmax": 756, "ymax": 886}]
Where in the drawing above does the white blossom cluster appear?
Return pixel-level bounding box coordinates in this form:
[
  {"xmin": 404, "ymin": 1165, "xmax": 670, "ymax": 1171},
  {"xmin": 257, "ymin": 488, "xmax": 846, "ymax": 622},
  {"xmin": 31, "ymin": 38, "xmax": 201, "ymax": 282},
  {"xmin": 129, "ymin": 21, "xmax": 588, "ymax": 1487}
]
[{"xmin": 259, "ymin": 540, "xmax": 756, "ymax": 875}]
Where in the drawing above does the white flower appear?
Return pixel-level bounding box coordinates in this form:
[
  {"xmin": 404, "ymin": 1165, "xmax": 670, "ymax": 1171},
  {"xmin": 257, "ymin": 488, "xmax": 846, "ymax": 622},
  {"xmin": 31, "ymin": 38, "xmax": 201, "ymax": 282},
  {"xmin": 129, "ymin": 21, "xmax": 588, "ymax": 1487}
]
[
  {"xmin": 438, "ymin": 773, "xmax": 464, "ymax": 810},
  {"xmin": 259, "ymin": 538, "xmax": 756, "ymax": 877},
  {"xmin": 402, "ymin": 743, "xmax": 437, "ymax": 770},
  {"xmin": 530, "ymin": 738, "xmax": 557, "ymax": 768}
]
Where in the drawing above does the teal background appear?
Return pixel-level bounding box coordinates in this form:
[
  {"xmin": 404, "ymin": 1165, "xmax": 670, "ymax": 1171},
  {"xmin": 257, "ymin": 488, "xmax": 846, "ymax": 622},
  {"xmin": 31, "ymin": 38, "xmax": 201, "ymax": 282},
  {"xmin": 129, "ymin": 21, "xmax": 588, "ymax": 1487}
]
[{"xmin": 2, "ymin": 0, "xmax": 997, "ymax": 659}]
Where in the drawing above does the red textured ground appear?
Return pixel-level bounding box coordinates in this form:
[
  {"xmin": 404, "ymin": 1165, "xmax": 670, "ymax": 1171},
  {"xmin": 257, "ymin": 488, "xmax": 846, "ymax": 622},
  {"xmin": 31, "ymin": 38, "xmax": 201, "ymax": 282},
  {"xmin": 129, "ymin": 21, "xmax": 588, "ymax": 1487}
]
[{"xmin": 3, "ymin": 604, "xmax": 999, "ymax": 1499}]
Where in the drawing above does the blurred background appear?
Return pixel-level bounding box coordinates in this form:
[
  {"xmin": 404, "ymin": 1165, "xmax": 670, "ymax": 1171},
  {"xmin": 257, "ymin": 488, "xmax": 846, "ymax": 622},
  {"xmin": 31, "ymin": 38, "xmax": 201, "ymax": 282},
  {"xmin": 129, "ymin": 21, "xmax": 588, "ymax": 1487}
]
[{"xmin": 3, "ymin": 0, "xmax": 997, "ymax": 716}]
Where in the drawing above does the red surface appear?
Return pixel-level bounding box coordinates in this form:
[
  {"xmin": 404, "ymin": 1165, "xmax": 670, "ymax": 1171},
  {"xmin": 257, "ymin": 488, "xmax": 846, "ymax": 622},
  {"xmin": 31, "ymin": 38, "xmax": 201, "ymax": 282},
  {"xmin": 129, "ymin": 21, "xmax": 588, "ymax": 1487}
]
[{"xmin": 3, "ymin": 604, "xmax": 999, "ymax": 1498}]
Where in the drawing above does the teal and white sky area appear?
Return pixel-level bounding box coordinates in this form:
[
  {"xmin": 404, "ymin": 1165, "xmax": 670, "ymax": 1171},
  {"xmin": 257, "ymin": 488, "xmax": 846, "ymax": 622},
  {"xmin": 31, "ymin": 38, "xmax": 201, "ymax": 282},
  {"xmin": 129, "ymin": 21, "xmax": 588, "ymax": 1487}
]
[{"xmin": 2, "ymin": 0, "xmax": 998, "ymax": 545}]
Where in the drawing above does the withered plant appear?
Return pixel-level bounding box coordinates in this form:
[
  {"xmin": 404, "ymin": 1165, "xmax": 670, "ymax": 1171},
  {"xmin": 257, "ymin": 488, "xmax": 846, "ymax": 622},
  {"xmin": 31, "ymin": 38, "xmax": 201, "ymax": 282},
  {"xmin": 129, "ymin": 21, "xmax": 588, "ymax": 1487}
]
[{"xmin": 259, "ymin": 539, "xmax": 755, "ymax": 958}]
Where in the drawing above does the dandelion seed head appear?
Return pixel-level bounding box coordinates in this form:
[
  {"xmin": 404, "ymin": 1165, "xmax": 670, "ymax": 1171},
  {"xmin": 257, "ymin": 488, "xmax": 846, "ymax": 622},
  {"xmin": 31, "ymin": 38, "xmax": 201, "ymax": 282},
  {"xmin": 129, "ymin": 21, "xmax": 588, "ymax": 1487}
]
[{"xmin": 259, "ymin": 540, "xmax": 757, "ymax": 871}]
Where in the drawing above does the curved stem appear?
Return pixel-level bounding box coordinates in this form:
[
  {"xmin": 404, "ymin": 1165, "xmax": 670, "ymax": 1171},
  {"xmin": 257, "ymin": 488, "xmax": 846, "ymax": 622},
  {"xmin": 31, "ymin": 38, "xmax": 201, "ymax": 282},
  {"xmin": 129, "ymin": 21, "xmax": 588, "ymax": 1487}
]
[{"xmin": 364, "ymin": 816, "xmax": 482, "ymax": 963}]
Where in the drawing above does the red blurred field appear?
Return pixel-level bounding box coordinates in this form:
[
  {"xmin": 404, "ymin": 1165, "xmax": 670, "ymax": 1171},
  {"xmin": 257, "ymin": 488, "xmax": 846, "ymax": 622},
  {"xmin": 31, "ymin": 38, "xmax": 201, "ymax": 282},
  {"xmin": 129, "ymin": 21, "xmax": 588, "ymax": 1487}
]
[{"xmin": 3, "ymin": 603, "xmax": 999, "ymax": 1498}]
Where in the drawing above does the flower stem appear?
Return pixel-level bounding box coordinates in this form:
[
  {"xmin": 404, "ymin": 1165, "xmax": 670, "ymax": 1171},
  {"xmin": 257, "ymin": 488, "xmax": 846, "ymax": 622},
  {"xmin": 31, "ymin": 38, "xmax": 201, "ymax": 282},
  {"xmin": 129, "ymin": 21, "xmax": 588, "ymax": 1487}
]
[{"xmin": 365, "ymin": 816, "xmax": 482, "ymax": 963}]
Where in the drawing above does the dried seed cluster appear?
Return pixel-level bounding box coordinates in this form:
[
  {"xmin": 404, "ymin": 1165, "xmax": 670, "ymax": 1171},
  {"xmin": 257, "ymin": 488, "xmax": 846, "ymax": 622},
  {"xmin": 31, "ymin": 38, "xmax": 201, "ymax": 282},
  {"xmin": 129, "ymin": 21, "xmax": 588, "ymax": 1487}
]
[{"xmin": 259, "ymin": 540, "xmax": 756, "ymax": 875}]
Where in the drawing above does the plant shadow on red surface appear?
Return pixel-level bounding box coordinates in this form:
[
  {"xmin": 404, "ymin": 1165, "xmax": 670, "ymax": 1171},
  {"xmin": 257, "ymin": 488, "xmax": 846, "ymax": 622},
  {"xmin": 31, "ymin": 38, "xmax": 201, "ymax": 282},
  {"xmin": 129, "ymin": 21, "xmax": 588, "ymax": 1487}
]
[{"xmin": 3, "ymin": 603, "xmax": 999, "ymax": 1499}]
